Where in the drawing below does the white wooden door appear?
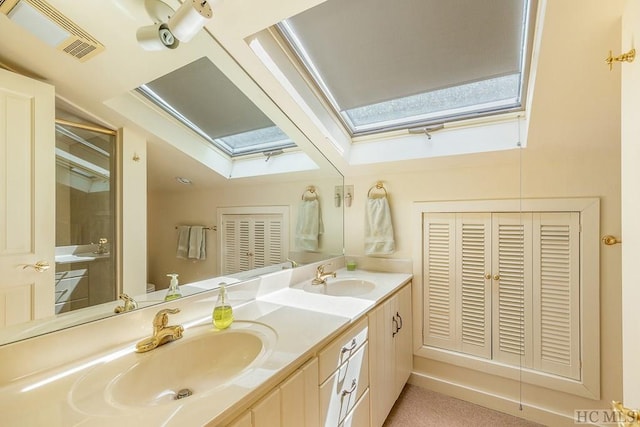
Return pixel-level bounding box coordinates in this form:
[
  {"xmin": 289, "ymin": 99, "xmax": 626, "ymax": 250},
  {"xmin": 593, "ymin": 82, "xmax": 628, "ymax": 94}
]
[
  {"xmin": 0, "ymin": 68, "xmax": 55, "ymax": 326},
  {"xmin": 621, "ymin": 0, "xmax": 640, "ymax": 408}
]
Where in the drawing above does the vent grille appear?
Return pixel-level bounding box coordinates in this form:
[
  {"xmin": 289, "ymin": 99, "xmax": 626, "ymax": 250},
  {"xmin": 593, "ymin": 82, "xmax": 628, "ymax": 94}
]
[{"xmin": 1, "ymin": 0, "xmax": 104, "ymax": 62}]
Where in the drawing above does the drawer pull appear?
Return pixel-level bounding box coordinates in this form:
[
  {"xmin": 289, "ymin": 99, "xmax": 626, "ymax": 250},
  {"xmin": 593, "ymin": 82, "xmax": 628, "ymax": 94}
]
[
  {"xmin": 341, "ymin": 338, "xmax": 357, "ymax": 354},
  {"xmin": 392, "ymin": 316, "xmax": 399, "ymax": 337},
  {"xmin": 341, "ymin": 379, "xmax": 357, "ymax": 397}
]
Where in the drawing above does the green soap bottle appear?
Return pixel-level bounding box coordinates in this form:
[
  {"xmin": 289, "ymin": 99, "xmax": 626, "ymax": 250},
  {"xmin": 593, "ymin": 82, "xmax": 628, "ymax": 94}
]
[
  {"xmin": 164, "ymin": 273, "xmax": 182, "ymax": 301},
  {"xmin": 213, "ymin": 283, "xmax": 233, "ymax": 329}
]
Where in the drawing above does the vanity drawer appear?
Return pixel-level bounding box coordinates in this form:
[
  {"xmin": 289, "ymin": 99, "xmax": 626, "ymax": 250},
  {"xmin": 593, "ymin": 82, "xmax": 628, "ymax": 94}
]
[
  {"xmin": 55, "ymin": 263, "xmax": 89, "ymax": 280},
  {"xmin": 318, "ymin": 317, "xmax": 368, "ymax": 383},
  {"xmin": 55, "ymin": 276, "xmax": 89, "ymax": 303},
  {"xmin": 319, "ymin": 343, "xmax": 369, "ymax": 426},
  {"xmin": 340, "ymin": 388, "xmax": 370, "ymax": 427}
]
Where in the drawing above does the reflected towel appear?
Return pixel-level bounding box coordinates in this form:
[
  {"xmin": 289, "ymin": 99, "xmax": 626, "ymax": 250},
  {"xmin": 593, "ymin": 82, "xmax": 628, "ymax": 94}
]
[
  {"xmin": 176, "ymin": 226, "xmax": 190, "ymax": 259},
  {"xmin": 188, "ymin": 226, "xmax": 206, "ymax": 260},
  {"xmin": 295, "ymin": 199, "xmax": 324, "ymax": 251},
  {"xmin": 364, "ymin": 197, "xmax": 395, "ymax": 255}
]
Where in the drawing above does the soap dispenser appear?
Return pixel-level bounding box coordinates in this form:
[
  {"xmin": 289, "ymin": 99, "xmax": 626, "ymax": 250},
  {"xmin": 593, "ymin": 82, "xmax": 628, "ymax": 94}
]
[
  {"xmin": 213, "ymin": 283, "xmax": 233, "ymax": 329},
  {"xmin": 164, "ymin": 273, "xmax": 182, "ymax": 301}
]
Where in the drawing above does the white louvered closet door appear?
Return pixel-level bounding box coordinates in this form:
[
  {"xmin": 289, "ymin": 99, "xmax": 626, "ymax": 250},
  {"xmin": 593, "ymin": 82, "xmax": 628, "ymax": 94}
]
[
  {"xmin": 532, "ymin": 212, "xmax": 580, "ymax": 380},
  {"xmin": 423, "ymin": 213, "xmax": 457, "ymax": 350},
  {"xmin": 221, "ymin": 214, "xmax": 285, "ymax": 274},
  {"xmin": 456, "ymin": 213, "xmax": 492, "ymax": 359},
  {"xmin": 491, "ymin": 213, "xmax": 533, "ymax": 368}
]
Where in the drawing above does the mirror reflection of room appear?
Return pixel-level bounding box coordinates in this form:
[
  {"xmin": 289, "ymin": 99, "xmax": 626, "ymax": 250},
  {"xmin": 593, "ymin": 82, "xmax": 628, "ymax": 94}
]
[{"xmin": 54, "ymin": 116, "xmax": 116, "ymax": 314}]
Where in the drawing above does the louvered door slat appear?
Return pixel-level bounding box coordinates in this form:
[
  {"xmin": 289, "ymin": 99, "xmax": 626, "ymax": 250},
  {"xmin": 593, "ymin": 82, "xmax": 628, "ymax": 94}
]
[
  {"xmin": 423, "ymin": 213, "xmax": 457, "ymax": 350},
  {"xmin": 533, "ymin": 213, "xmax": 580, "ymax": 380},
  {"xmin": 457, "ymin": 214, "xmax": 491, "ymax": 358}
]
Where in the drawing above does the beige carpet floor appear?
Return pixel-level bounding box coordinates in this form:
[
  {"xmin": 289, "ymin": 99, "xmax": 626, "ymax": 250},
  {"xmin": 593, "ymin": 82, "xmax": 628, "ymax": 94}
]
[{"xmin": 383, "ymin": 384, "xmax": 546, "ymax": 427}]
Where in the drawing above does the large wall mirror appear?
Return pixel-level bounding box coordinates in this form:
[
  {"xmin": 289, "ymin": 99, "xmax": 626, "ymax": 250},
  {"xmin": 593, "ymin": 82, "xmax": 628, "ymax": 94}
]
[{"xmin": 0, "ymin": 0, "xmax": 344, "ymax": 345}]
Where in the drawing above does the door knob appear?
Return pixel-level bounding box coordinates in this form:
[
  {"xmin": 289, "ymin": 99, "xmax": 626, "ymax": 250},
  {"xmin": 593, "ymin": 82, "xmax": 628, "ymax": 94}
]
[
  {"xmin": 23, "ymin": 261, "xmax": 51, "ymax": 272},
  {"xmin": 493, "ymin": 274, "xmax": 501, "ymax": 281},
  {"xmin": 485, "ymin": 273, "xmax": 492, "ymax": 280}
]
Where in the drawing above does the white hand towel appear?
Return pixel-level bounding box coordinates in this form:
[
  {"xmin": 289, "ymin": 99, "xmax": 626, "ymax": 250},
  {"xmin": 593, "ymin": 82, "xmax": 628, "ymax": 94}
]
[
  {"xmin": 295, "ymin": 199, "xmax": 324, "ymax": 251},
  {"xmin": 176, "ymin": 226, "xmax": 190, "ymax": 259},
  {"xmin": 188, "ymin": 226, "xmax": 206, "ymax": 260},
  {"xmin": 364, "ymin": 197, "xmax": 395, "ymax": 255}
]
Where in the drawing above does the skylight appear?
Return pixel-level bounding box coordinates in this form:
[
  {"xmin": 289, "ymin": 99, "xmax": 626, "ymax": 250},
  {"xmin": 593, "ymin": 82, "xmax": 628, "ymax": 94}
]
[
  {"xmin": 278, "ymin": 0, "xmax": 536, "ymax": 135},
  {"xmin": 137, "ymin": 57, "xmax": 296, "ymax": 157}
]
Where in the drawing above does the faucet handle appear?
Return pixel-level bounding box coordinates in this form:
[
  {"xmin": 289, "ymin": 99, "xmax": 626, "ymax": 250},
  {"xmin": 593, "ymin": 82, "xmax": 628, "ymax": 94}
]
[
  {"xmin": 153, "ymin": 308, "xmax": 180, "ymax": 328},
  {"xmin": 114, "ymin": 293, "xmax": 138, "ymax": 313},
  {"xmin": 317, "ymin": 263, "xmax": 331, "ymax": 274}
]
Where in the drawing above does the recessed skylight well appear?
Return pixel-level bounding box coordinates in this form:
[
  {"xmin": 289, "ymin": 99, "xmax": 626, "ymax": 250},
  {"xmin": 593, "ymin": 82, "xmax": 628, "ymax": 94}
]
[
  {"xmin": 278, "ymin": 0, "xmax": 536, "ymax": 136},
  {"xmin": 136, "ymin": 57, "xmax": 296, "ymax": 157}
]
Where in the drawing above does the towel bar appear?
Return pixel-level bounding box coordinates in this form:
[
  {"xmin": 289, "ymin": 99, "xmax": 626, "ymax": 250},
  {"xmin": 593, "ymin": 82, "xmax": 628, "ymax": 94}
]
[{"xmin": 174, "ymin": 226, "xmax": 216, "ymax": 231}]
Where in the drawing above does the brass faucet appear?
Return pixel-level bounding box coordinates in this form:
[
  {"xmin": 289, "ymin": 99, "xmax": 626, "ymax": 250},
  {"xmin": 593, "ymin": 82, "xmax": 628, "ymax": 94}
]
[
  {"xmin": 114, "ymin": 293, "xmax": 138, "ymax": 313},
  {"xmin": 312, "ymin": 263, "xmax": 336, "ymax": 285},
  {"xmin": 135, "ymin": 308, "xmax": 184, "ymax": 353},
  {"xmin": 93, "ymin": 237, "xmax": 109, "ymax": 255}
]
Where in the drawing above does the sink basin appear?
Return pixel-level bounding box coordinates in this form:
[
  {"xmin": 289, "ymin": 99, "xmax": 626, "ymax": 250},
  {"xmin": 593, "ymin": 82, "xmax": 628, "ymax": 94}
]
[
  {"xmin": 303, "ymin": 278, "xmax": 376, "ymax": 297},
  {"xmin": 70, "ymin": 322, "xmax": 276, "ymax": 413}
]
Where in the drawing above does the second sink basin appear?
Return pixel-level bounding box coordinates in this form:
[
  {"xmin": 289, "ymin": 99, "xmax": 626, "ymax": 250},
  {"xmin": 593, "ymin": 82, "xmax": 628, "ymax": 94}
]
[{"xmin": 70, "ymin": 321, "xmax": 277, "ymax": 413}]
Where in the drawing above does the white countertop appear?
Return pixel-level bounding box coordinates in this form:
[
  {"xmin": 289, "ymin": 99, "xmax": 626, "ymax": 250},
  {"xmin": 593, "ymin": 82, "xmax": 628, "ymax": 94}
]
[{"xmin": 0, "ymin": 267, "xmax": 412, "ymax": 426}]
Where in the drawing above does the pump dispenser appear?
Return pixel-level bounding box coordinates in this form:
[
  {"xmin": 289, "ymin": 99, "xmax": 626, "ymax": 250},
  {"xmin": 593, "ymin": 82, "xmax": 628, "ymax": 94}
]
[
  {"xmin": 164, "ymin": 273, "xmax": 182, "ymax": 301},
  {"xmin": 213, "ymin": 283, "xmax": 233, "ymax": 329}
]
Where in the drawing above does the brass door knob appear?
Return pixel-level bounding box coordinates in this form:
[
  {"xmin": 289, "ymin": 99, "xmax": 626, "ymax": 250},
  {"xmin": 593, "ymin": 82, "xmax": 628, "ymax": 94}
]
[
  {"xmin": 485, "ymin": 273, "xmax": 492, "ymax": 280},
  {"xmin": 493, "ymin": 274, "xmax": 501, "ymax": 281},
  {"xmin": 23, "ymin": 261, "xmax": 50, "ymax": 272}
]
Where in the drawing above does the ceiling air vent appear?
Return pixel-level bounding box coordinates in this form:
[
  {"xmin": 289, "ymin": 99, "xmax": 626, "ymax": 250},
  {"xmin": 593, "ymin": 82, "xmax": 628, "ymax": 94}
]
[{"xmin": 0, "ymin": 0, "xmax": 104, "ymax": 62}]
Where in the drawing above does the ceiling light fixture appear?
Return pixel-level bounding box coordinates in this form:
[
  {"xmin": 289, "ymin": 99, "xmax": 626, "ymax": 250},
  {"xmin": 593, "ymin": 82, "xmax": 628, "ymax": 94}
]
[{"xmin": 137, "ymin": 0, "xmax": 212, "ymax": 51}]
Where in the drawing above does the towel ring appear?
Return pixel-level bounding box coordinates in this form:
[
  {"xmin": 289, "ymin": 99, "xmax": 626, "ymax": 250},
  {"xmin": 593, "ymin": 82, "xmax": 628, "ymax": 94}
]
[
  {"xmin": 367, "ymin": 182, "xmax": 388, "ymax": 199},
  {"xmin": 302, "ymin": 186, "xmax": 318, "ymax": 201}
]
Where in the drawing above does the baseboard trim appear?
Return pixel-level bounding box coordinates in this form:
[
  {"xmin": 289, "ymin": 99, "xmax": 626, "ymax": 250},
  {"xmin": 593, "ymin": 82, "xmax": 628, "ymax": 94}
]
[{"xmin": 408, "ymin": 372, "xmax": 591, "ymax": 427}]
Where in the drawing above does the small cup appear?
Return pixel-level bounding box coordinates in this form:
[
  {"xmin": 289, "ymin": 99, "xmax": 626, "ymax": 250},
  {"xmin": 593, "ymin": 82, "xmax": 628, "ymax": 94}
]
[{"xmin": 346, "ymin": 261, "xmax": 357, "ymax": 271}]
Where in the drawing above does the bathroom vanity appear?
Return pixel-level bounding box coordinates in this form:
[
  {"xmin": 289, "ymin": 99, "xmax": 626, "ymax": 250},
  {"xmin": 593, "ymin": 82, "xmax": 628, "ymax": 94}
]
[{"xmin": 0, "ymin": 258, "xmax": 412, "ymax": 426}]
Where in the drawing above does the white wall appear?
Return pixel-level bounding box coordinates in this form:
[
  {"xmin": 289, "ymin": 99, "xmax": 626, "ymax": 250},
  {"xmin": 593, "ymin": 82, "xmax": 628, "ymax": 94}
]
[
  {"xmin": 343, "ymin": 1, "xmax": 624, "ymax": 424},
  {"xmin": 120, "ymin": 128, "xmax": 147, "ymax": 298}
]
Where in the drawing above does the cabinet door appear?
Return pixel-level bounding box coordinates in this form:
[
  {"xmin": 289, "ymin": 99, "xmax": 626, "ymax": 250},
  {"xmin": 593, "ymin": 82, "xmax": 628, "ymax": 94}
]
[
  {"xmin": 228, "ymin": 411, "xmax": 252, "ymax": 427},
  {"xmin": 368, "ymin": 298, "xmax": 395, "ymax": 427},
  {"xmin": 491, "ymin": 213, "xmax": 533, "ymax": 367},
  {"xmin": 532, "ymin": 212, "xmax": 580, "ymax": 380},
  {"xmin": 253, "ymin": 388, "xmax": 281, "ymax": 427},
  {"xmin": 394, "ymin": 283, "xmax": 413, "ymax": 396},
  {"xmin": 423, "ymin": 213, "xmax": 457, "ymax": 350},
  {"xmin": 281, "ymin": 357, "xmax": 320, "ymax": 427},
  {"xmin": 456, "ymin": 214, "xmax": 492, "ymax": 358}
]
